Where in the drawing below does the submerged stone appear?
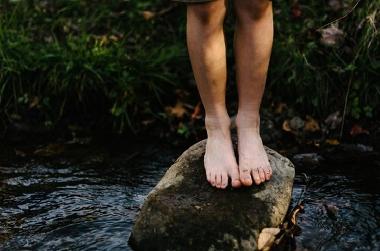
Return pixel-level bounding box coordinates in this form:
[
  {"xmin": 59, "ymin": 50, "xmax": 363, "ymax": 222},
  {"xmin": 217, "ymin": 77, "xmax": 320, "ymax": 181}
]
[{"xmin": 129, "ymin": 139, "xmax": 295, "ymax": 251}]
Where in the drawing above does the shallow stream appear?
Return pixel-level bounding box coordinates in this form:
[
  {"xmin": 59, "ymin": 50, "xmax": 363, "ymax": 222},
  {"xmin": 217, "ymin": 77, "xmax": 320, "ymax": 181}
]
[{"xmin": 0, "ymin": 140, "xmax": 379, "ymax": 250}]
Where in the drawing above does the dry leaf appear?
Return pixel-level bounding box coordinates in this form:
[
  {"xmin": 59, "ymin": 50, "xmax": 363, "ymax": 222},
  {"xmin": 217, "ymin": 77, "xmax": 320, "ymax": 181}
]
[
  {"xmin": 282, "ymin": 120, "xmax": 292, "ymax": 132},
  {"xmin": 141, "ymin": 11, "xmax": 156, "ymax": 21},
  {"xmin": 350, "ymin": 124, "xmax": 369, "ymax": 136},
  {"xmin": 258, "ymin": 228, "xmax": 281, "ymax": 251},
  {"xmin": 33, "ymin": 144, "xmax": 65, "ymax": 157},
  {"xmin": 29, "ymin": 96, "xmax": 39, "ymax": 109},
  {"xmin": 191, "ymin": 102, "xmax": 202, "ymax": 120},
  {"xmin": 290, "ymin": 204, "xmax": 304, "ymax": 225},
  {"xmin": 304, "ymin": 115, "xmax": 320, "ymax": 132},
  {"xmin": 320, "ymin": 24, "xmax": 344, "ymax": 47},
  {"xmin": 325, "ymin": 138, "xmax": 340, "ymax": 145},
  {"xmin": 109, "ymin": 35, "xmax": 120, "ymax": 42},
  {"xmin": 165, "ymin": 102, "xmax": 187, "ymax": 119},
  {"xmin": 291, "ymin": 3, "xmax": 302, "ymax": 18},
  {"xmin": 274, "ymin": 102, "xmax": 287, "ymax": 114},
  {"xmin": 324, "ymin": 111, "xmax": 342, "ymax": 130}
]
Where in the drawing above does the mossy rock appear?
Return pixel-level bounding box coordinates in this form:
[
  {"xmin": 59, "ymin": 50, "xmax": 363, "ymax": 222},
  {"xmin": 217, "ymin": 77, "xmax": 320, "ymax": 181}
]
[{"xmin": 129, "ymin": 139, "xmax": 295, "ymax": 251}]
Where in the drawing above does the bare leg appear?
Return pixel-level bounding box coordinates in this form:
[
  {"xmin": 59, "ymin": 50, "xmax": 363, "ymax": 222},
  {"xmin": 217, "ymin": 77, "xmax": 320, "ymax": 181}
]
[
  {"xmin": 187, "ymin": 0, "xmax": 241, "ymax": 188},
  {"xmin": 233, "ymin": 0, "xmax": 274, "ymax": 186}
]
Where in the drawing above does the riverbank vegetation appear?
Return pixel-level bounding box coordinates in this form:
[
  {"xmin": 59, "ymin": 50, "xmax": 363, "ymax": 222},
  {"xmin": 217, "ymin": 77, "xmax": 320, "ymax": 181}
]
[{"xmin": 0, "ymin": 0, "xmax": 378, "ymax": 140}]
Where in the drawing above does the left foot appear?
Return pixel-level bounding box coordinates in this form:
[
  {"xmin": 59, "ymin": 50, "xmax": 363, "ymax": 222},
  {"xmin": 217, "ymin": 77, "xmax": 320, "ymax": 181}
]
[{"xmin": 236, "ymin": 115, "xmax": 272, "ymax": 186}]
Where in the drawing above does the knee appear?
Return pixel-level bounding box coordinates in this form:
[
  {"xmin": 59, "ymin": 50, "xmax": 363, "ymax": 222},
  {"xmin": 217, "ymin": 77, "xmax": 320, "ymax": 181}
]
[
  {"xmin": 187, "ymin": 1, "xmax": 226, "ymax": 27},
  {"xmin": 235, "ymin": 0, "xmax": 272, "ymax": 22}
]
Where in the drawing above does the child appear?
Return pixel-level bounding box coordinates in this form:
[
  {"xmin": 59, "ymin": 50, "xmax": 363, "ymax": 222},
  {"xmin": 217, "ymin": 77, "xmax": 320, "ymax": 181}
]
[{"xmin": 175, "ymin": 0, "xmax": 273, "ymax": 189}]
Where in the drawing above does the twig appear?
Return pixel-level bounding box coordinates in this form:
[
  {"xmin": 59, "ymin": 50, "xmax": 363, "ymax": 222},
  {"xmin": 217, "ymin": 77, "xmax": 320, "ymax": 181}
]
[
  {"xmin": 157, "ymin": 3, "xmax": 178, "ymax": 16},
  {"xmin": 272, "ymin": 173, "xmax": 309, "ymax": 247},
  {"xmin": 141, "ymin": 3, "xmax": 179, "ymax": 21},
  {"xmin": 316, "ymin": 0, "xmax": 363, "ymax": 31},
  {"xmin": 340, "ymin": 72, "xmax": 353, "ymax": 138}
]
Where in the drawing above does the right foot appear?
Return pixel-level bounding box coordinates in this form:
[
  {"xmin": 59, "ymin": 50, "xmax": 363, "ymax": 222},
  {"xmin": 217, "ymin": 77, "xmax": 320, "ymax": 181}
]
[{"xmin": 204, "ymin": 115, "xmax": 241, "ymax": 189}]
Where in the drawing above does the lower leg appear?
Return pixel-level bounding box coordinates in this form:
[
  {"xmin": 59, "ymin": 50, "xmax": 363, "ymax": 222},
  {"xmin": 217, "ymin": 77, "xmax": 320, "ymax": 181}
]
[
  {"xmin": 187, "ymin": 0, "xmax": 241, "ymax": 188},
  {"xmin": 233, "ymin": 0, "xmax": 274, "ymax": 185}
]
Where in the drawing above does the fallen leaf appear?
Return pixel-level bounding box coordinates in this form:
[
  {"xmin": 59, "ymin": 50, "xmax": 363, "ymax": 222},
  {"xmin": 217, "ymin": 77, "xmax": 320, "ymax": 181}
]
[
  {"xmin": 324, "ymin": 111, "xmax": 342, "ymax": 130},
  {"xmin": 282, "ymin": 120, "xmax": 292, "ymax": 132},
  {"xmin": 290, "ymin": 204, "xmax": 304, "ymax": 225},
  {"xmin": 29, "ymin": 96, "xmax": 39, "ymax": 109},
  {"xmin": 258, "ymin": 228, "xmax": 281, "ymax": 251},
  {"xmin": 350, "ymin": 124, "xmax": 369, "ymax": 136},
  {"xmin": 320, "ymin": 24, "xmax": 345, "ymax": 47},
  {"xmin": 109, "ymin": 34, "xmax": 120, "ymax": 42},
  {"xmin": 325, "ymin": 138, "xmax": 340, "ymax": 145},
  {"xmin": 33, "ymin": 144, "xmax": 65, "ymax": 157},
  {"xmin": 165, "ymin": 102, "xmax": 187, "ymax": 119},
  {"xmin": 274, "ymin": 102, "xmax": 287, "ymax": 114},
  {"xmin": 141, "ymin": 11, "xmax": 156, "ymax": 21},
  {"xmin": 191, "ymin": 102, "xmax": 202, "ymax": 120},
  {"xmin": 304, "ymin": 115, "xmax": 320, "ymax": 132},
  {"xmin": 291, "ymin": 3, "xmax": 302, "ymax": 18}
]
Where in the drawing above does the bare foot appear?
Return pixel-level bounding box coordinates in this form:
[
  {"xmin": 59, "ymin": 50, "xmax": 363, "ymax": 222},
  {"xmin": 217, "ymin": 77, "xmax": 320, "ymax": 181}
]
[
  {"xmin": 236, "ymin": 115, "xmax": 272, "ymax": 186},
  {"xmin": 204, "ymin": 115, "xmax": 241, "ymax": 189}
]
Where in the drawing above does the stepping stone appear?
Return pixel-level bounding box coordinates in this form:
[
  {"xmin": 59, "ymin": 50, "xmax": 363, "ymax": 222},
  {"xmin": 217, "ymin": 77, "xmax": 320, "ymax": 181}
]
[{"xmin": 129, "ymin": 139, "xmax": 295, "ymax": 251}]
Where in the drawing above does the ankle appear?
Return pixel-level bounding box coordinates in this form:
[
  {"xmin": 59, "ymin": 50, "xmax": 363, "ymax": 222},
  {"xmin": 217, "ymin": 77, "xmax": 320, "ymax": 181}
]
[
  {"xmin": 236, "ymin": 112, "xmax": 261, "ymax": 133},
  {"xmin": 205, "ymin": 113, "xmax": 231, "ymax": 136}
]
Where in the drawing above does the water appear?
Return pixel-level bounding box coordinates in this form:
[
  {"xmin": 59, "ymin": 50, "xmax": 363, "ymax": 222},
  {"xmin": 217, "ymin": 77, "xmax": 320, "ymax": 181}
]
[
  {"xmin": 290, "ymin": 164, "xmax": 380, "ymax": 250},
  {"xmin": 0, "ymin": 141, "xmax": 379, "ymax": 250}
]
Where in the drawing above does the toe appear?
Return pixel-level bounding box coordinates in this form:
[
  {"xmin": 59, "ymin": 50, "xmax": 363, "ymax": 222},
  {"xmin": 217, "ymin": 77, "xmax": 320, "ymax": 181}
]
[
  {"xmin": 230, "ymin": 166, "xmax": 241, "ymax": 188},
  {"xmin": 216, "ymin": 173, "xmax": 223, "ymax": 188},
  {"xmin": 221, "ymin": 172, "xmax": 228, "ymax": 189},
  {"xmin": 264, "ymin": 165, "xmax": 272, "ymax": 180},
  {"xmin": 211, "ymin": 172, "xmax": 217, "ymax": 187},
  {"xmin": 258, "ymin": 168, "xmax": 266, "ymax": 182},
  {"xmin": 252, "ymin": 168, "xmax": 262, "ymax": 185},
  {"xmin": 240, "ymin": 168, "xmax": 253, "ymax": 186}
]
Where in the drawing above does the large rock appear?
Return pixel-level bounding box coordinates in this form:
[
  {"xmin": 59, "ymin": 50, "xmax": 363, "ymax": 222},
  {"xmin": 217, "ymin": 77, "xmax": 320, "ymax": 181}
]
[{"xmin": 129, "ymin": 139, "xmax": 295, "ymax": 251}]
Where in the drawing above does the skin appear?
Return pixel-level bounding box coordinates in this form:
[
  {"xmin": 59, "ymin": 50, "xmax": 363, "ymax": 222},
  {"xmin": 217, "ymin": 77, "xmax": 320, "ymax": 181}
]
[{"xmin": 186, "ymin": 0, "xmax": 273, "ymax": 189}]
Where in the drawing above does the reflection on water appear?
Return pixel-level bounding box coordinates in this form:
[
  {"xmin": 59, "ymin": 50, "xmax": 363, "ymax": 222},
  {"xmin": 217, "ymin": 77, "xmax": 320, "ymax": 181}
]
[
  {"xmin": 290, "ymin": 166, "xmax": 380, "ymax": 251},
  {"xmin": 0, "ymin": 142, "xmax": 379, "ymax": 250}
]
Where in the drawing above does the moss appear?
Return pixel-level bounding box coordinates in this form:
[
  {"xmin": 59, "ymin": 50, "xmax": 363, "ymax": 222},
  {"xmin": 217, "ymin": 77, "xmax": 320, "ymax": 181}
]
[{"xmin": 130, "ymin": 141, "xmax": 295, "ymax": 251}]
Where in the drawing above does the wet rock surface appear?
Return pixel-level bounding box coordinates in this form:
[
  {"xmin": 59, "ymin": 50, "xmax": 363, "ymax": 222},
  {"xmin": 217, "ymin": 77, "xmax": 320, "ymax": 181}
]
[{"xmin": 129, "ymin": 139, "xmax": 295, "ymax": 251}]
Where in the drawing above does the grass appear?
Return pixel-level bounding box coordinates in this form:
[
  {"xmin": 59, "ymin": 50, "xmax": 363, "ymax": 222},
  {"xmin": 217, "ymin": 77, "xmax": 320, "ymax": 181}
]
[
  {"xmin": 0, "ymin": 0, "xmax": 378, "ymax": 136},
  {"xmin": 268, "ymin": 0, "xmax": 380, "ymax": 120}
]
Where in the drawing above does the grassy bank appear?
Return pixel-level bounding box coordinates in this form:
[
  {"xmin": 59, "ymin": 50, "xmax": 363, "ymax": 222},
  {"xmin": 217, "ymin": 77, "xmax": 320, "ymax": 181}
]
[{"xmin": 0, "ymin": 0, "xmax": 378, "ymax": 137}]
